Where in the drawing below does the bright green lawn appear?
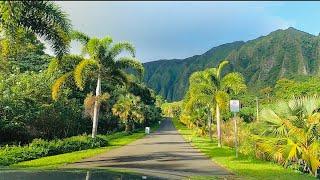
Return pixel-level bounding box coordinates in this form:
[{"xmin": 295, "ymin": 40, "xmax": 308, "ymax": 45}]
[
  {"xmin": 172, "ymin": 118, "xmax": 315, "ymax": 180},
  {"xmin": 10, "ymin": 124, "xmax": 159, "ymax": 169}
]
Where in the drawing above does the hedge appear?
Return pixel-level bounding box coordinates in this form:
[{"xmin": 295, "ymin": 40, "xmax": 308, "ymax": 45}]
[{"xmin": 0, "ymin": 135, "xmax": 108, "ymax": 166}]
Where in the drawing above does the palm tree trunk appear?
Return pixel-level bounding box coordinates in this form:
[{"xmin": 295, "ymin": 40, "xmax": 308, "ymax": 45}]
[
  {"xmin": 216, "ymin": 104, "xmax": 222, "ymax": 147},
  {"xmin": 91, "ymin": 74, "xmax": 101, "ymax": 138},
  {"xmin": 208, "ymin": 110, "xmax": 213, "ymax": 142}
]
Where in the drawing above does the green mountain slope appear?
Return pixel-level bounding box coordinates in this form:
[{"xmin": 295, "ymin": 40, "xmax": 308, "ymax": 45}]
[
  {"xmin": 143, "ymin": 27, "xmax": 320, "ymax": 101},
  {"xmin": 143, "ymin": 41, "xmax": 244, "ymax": 101}
]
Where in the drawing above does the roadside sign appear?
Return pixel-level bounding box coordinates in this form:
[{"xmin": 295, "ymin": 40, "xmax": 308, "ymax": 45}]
[
  {"xmin": 145, "ymin": 127, "xmax": 150, "ymax": 134},
  {"xmin": 230, "ymin": 100, "xmax": 240, "ymax": 113},
  {"xmin": 230, "ymin": 99, "xmax": 240, "ymax": 158}
]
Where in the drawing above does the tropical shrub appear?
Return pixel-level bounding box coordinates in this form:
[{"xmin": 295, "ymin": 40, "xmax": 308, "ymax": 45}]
[{"xmin": 256, "ymin": 95, "xmax": 320, "ymax": 176}]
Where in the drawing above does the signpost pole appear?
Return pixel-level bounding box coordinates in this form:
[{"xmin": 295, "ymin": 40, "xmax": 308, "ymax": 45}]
[
  {"xmin": 234, "ymin": 112, "xmax": 238, "ymax": 158},
  {"xmin": 230, "ymin": 100, "xmax": 240, "ymax": 158},
  {"xmin": 256, "ymin": 97, "xmax": 259, "ymax": 121}
]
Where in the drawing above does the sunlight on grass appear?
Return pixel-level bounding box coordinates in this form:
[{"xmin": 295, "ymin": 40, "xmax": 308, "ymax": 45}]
[
  {"xmin": 172, "ymin": 118, "xmax": 315, "ymax": 180},
  {"xmin": 10, "ymin": 127, "xmax": 156, "ymax": 169}
]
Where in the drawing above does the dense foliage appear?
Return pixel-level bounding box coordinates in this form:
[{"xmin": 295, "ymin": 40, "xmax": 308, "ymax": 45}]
[{"xmin": 0, "ymin": 2, "xmax": 162, "ymax": 147}]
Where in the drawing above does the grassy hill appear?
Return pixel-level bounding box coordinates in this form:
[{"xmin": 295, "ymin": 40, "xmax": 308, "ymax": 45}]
[{"xmin": 143, "ymin": 27, "xmax": 320, "ymax": 101}]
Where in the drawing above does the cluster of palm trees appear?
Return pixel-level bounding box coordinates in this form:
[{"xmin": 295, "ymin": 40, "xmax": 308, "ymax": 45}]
[
  {"xmin": 181, "ymin": 60, "xmax": 247, "ymax": 146},
  {"xmin": 1, "ymin": 1, "xmax": 144, "ymax": 138}
]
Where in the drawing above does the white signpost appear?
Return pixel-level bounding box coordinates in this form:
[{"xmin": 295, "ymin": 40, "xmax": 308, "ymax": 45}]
[
  {"xmin": 145, "ymin": 127, "xmax": 150, "ymax": 134},
  {"xmin": 230, "ymin": 100, "xmax": 240, "ymax": 158},
  {"xmin": 230, "ymin": 100, "xmax": 240, "ymax": 113}
]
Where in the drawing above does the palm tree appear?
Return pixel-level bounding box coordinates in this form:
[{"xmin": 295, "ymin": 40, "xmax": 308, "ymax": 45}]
[
  {"xmin": 112, "ymin": 93, "xmax": 144, "ymax": 132},
  {"xmin": 259, "ymin": 95, "xmax": 320, "ymax": 176},
  {"xmin": 185, "ymin": 60, "xmax": 246, "ymax": 147},
  {"xmin": 51, "ymin": 31, "xmax": 144, "ymax": 138},
  {"xmin": 0, "ymin": 1, "xmax": 72, "ymax": 58}
]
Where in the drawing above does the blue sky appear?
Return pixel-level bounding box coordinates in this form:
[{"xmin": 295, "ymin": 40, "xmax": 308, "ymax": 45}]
[{"xmin": 53, "ymin": 1, "xmax": 320, "ymax": 62}]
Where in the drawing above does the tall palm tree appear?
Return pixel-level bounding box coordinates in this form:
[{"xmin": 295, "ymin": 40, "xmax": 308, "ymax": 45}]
[
  {"xmin": 259, "ymin": 95, "xmax": 320, "ymax": 176},
  {"xmin": 185, "ymin": 60, "xmax": 246, "ymax": 147},
  {"xmin": 0, "ymin": 1, "xmax": 72, "ymax": 58},
  {"xmin": 51, "ymin": 31, "xmax": 144, "ymax": 138}
]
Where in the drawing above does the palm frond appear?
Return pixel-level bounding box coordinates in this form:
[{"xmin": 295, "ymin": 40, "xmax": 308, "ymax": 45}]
[
  {"xmin": 46, "ymin": 58, "xmax": 59, "ymax": 75},
  {"xmin": 85, "ymin": 38, "xmax": 103, "ymax": 60},
  {"xmin": 115, "ymin": 57, "xmax": 144, "ymax": 75},
  {"xmin": 6, "ymin": 1, "xmax": 72, "ymax": 58},
  {"xmin": 107, "ymin": 69, "xmax": 129, "ymax": 85},
  {"xmin": 109, "ymin": 41, "xmax": 135, "ymax": 58},
  {"xmin": 216, "ymin": 60, "xmax": 229, "ymax": 79},
  {"xmin": 100, "ymin": 36, "xmax": 113, "ymax": 48},
  {"xmin": 215, "ymin": 90, "xmax": 229, "ymax": 111},
  {"xmin": 71, "ymin": 30, "xmax": 90, "ymax": 45},
  {"xmin": 73, "ymin": 59, "xmax": 99, "ymax": 90},
  {"xmin": 51, "ymin": 72, "xmax": 72, "ymax": 100},
  {"xmin": 221, "ymin": 72, "xmax": 247, "ymax": 95}
]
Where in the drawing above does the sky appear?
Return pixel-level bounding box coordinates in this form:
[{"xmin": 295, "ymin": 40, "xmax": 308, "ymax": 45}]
[{"xmin": 50, "ymin": 1, "xmax": 320, "ymax": 63}]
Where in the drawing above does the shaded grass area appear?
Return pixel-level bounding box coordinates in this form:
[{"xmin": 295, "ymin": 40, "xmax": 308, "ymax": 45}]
[
  {"xmin": 10, "ymin": 124, "xmax": 160, "ymax": 169},
  {"xmin": 172, "ymin": 118, "xmax": 315, "ymax": 180}
]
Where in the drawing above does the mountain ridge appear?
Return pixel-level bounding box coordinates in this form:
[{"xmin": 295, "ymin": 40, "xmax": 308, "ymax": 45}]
[{"xmin": 143, "ymin": 27, "xmax": 320, "ymax": 101}]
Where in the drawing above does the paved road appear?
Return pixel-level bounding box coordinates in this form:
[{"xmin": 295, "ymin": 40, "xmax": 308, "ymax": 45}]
[{"xmin": 66, "ymin": 119, "xmax": 233, "ymax": 179}]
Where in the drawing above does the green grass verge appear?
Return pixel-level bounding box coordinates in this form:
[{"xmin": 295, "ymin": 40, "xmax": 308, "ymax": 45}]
[
  {"xmin": 10, "ymin": 123, "xmax": 160, "ymax": 169},
  {"xmin": 172, "ymin": 118, "xmax": 315, "ymax": 180}
]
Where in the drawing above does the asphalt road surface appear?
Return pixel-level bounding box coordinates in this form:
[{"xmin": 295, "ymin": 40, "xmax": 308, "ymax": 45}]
[{"xmin": 66, "ymin": 119, "xmax": 233, "ymax": 179}]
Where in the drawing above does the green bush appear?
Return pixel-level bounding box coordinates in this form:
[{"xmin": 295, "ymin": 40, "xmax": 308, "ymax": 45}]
[{"xmin": 0, "ymin": 135, "xmax": 108, "ymax": 166}]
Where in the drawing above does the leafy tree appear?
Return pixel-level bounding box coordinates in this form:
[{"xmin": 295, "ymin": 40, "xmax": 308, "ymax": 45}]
[
  {"xmin": 112, "ymin": 93, "xmax": 144, "ymax": 132},
  {"xmin": 0, "ymin": 28, "xmax": 51, "ymax": 73},
  {"xmin": 259, "ymin": 95, "xmax": 320, "ymax": 176},
  {"xmin": 52, "ymin": 31, "xmax": 143, "ymax": 138},
  {"xmin": 161, "ymin": 101, "xmax": 182, "ymax": 118},
  {"xmin": 0, "ymin": 70, "xmax": 88, "ymax": 144},
  {"xmin": 260, "ymin": 86, "xmax": 273, "ymax": 102},
  {"xmin": 0, "ymin": 1, "xmax": 72, "ymax": 58},
  {"xmin": 274, "ymin": 78, "xmax": 297, "ymax": 99}
]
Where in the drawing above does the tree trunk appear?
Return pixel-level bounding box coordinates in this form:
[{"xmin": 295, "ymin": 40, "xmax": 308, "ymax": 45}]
[
  {"xmin": 208, "ymin": 110, "xmax": 213, "ymax": 142},
  {"xmin": 91, "ymin": 74, "xmax": 101, "ymax": 138},
  {"xmin": 125, "ymin": 122, "xmax": 131, "ymax": 132},
  {"xmin": 216, "ymin": 104, "xmax": 222, "ymax": 147},
  {"xmin": 132, "ymin": 122, "xmax": 135, "ymax": 131}
]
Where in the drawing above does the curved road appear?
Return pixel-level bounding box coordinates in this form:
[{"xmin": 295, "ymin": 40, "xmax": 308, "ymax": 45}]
[{"xmin": 67, "ymin": 119, "xmax": 233, "ymax": 179}]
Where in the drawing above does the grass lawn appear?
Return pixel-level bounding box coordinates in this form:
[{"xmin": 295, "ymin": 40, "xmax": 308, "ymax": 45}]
[
  {"xmin": 172, "ymin": 118, "xmax": 316, "ymax": 180},
  {"xmin": 10, "ymin": 123, "xmax": 159, "ymax": 169}
]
